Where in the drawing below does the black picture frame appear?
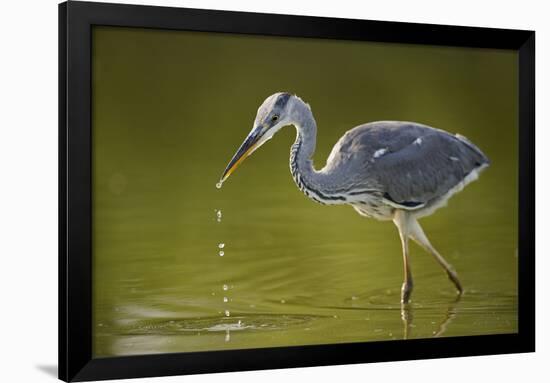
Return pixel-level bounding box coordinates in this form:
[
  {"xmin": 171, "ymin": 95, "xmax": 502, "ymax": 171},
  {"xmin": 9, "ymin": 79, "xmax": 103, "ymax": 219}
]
[{"xmin": 59, "ymin": 1, "xmax": 535, "ymax": 381}]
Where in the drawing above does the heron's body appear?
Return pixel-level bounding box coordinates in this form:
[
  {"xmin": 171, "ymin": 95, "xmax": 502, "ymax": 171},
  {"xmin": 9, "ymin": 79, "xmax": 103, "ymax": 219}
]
[
  {"xmin": 221, "ymin": 93, "xmax": 490, "ymax": 303},
  {"xmin": 289, "ymin": 120, "xmax": 489, "ymax": 221}
]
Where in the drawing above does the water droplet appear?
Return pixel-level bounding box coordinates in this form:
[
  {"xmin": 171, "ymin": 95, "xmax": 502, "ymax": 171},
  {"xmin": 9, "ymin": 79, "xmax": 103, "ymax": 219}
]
[
  {"xmin": 223, "ymin": 284, "xmax": 229, "ymax": 291},
  {"xmin": 237, "ymin": 320, "xmax": 242, "ymax": 327},
  {"xmin": 351, "ymin": 296, "xmax": 358, "ymax": 300},
  {"xmin": 280, "ymin": 299, "xmax": 286, "ymax": 304},
  {"xmin": 215, "ymin": 209, "xmax": 222, "ymax": 222},
  {"xmin": 219, "ymin": 250, "xmax": 224, "ymax": 257},
  {"xmin": 225, "ymin": 310, "xmax": 231, "ymax": 317},
  {"xmin": 216, "ymin": 181, "xmax": 223, "ymax": 189},
  {"xmin": 223, "ymin": 296, "xmax": 228, "ymax": 303},
  {"xmin": 225, "ymin": 329, "xmax": 230, "ymax": 342},
  {"xmin": 218, "ymin": 243, "xmax": 225, "ymax": 249}
]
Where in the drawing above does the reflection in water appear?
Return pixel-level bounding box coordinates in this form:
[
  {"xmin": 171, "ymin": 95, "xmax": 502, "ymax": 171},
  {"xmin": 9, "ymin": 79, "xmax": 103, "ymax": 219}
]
[
  {"xmin": 433, "ymin": 296, "xmax": 461, "ymax": 338},
  {"xmin": 401, "ymin": 303, "xmax": 413, "ymax": 340},
  {"xmin": 401, "ymin": 294, "xmax": 461, "ymax": 340}
]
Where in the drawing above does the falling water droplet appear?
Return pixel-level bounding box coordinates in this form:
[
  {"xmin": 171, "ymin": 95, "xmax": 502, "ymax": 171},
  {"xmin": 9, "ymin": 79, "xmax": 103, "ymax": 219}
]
[
  {"xmin": 237, "ymin": 320, "xmax": 242, "ymax": 327},
  {"xmin": 223, "ymin": 296, "xmax": 228, "ymax": 303},
  {"xmin": 216, "ymin": 181, "xmax": 223, "ymax": 189},
  {"xmin": 223, "ymin": 284, "xmax": 229, "ymax": 291},
  {"xmin": 219, "ymin": 250, "xmax": 225, "ymax": 257},
  {"xmin": 225, "ymin": 329, "xmax": 230, "ymax": 342},
  {"xmin": 225, "ymin": 310, "xmax": 231, "ymax": 317},
  {"xmin": 215, "ymin": 209, "xmax": 222, "ymax": 223},
  {"xmin": 218, "ymin": 243, "xmax": 225, "ymax": 249}
]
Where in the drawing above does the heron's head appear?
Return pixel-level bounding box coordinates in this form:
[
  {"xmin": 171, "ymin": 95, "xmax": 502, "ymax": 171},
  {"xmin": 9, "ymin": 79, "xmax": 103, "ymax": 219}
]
[{"xmin": 220, "ymin": 92, "xmax": 295, "ymax": 183}]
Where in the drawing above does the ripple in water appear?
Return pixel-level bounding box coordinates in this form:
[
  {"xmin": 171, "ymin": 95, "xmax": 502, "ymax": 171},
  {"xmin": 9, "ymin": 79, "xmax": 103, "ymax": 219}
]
[{"xmin": 118, "ymin": 314, "xmax": 324, "ymax": 335}]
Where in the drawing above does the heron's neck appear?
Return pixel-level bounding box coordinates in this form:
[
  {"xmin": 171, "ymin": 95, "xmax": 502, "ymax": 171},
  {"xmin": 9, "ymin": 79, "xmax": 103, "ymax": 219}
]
[
  {"xmin": 289, "ymin": 111, "xmax": 343, "ymax": 205},
  {"xmin": 291, "ymin": 115, "xmax": 317, "ymax": 172}
]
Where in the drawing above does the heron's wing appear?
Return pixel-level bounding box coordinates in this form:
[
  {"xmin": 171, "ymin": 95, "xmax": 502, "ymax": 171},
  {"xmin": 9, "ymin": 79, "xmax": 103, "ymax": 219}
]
[{"xmin": 363, "ymin": 130, "xmax": 489, "ymax": 207}]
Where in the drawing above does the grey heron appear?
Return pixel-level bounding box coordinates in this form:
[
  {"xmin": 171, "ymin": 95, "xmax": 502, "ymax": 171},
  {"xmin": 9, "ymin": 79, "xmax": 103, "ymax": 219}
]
[{"xmin": 220, "ymin": 92, "xmax": 490, "ymax": 303}]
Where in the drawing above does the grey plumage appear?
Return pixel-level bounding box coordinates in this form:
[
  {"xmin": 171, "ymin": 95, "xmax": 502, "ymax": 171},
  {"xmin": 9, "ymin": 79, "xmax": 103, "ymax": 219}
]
[
  {"xmin": 321, "ymin": 121, "xmax": 489, "ymax": 215},
  {"xmin": 220, "ymin": 92, "xmax": 490, "ymax": 303}
]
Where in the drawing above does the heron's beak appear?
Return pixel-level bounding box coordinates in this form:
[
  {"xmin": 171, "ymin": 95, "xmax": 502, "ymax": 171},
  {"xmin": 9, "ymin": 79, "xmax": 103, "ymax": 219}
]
[{"xmin": 220, "ymin": 126, "xmax": 263, "ymax": 182}]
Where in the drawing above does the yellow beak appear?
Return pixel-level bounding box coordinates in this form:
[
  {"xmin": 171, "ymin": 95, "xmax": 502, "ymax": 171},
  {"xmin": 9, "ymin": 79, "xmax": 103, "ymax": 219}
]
[{"xmin": 220, "ymin": 128, "xmax": 262, "ymax": 182}]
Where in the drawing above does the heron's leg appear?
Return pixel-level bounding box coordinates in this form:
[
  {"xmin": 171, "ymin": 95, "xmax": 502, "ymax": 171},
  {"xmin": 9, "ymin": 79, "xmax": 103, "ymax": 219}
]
[
  {"xmin": 408, "ymin": 219, "xmax": 463, "ymax": 295},
  {"xmin": 393, "ymin": 210, "xmax": 413, "ymax": 303}
]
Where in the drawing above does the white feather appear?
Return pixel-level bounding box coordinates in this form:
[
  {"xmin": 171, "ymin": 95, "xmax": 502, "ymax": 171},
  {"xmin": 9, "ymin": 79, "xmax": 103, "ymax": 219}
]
[
  {"xmin": 373, "ymin": 148, "xmax": 388, "ymax": 159},
  {"xmin": 412, "ymin": 163, "xmax": 489, "ymax": 219}
]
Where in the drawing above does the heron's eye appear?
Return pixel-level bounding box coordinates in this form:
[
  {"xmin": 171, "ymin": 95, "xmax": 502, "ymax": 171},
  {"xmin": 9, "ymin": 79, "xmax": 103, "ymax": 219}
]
[{"xmin": 271, "ymin": 115, "xmax": 279, "ymax": 122}]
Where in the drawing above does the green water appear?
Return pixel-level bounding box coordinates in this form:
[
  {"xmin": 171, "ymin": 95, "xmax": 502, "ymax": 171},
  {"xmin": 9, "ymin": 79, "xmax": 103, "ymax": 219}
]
[{"xmin": 92, "ymin": 27, "xmax": 518, "ymax": 357}]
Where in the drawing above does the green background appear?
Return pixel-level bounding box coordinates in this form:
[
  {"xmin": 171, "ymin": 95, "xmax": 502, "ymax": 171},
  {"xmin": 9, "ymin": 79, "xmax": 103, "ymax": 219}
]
[{"xmin": 92, "ymin": 26, "xmax": 518, "ymax": 357}]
